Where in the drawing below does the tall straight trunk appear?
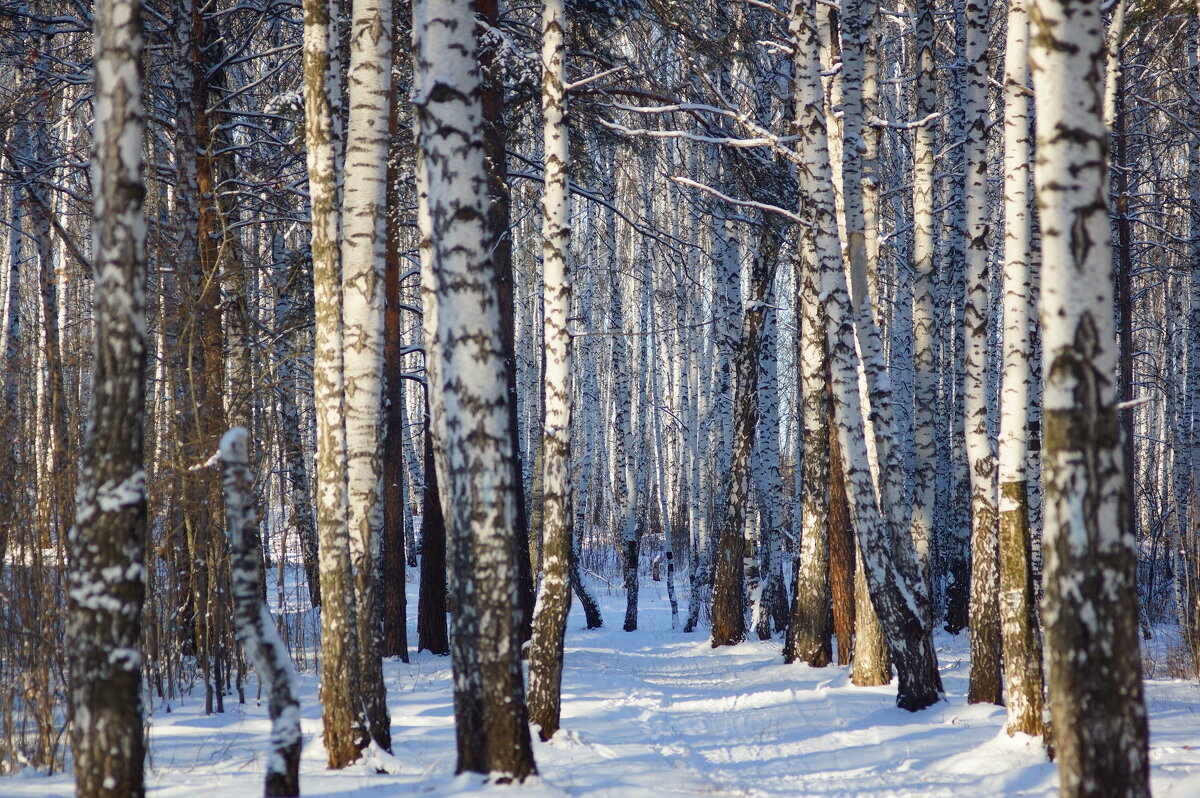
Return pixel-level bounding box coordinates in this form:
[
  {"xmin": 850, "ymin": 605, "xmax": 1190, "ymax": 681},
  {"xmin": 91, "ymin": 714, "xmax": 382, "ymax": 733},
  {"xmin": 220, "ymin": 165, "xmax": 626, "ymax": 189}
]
[
  {"xmin": 963, "ymin": 0, "xmax": 1001, "ymax": 706},
  {"xmin": 792, "ymin": 0, "xmax": 941, "ymax": 710},
  {"xmin": 909, "ymin": 0, "xmax": 938, "ymax": 609},
  {"xmin": 382, "ymin": 40, "xmax": 409, "ymax": 659},
  {"xmin": 302, "ymin": 0, "xmax": 368, "ymax": 767},
  {"xmin": 711, "ymin": 220, "xmax": 782, "ymax": 647},
  {"xmin": 342, "ymin": 0, "xmax": 393, "ymax": 750},
  {"xmin": 785, "ymin": 228, "xmax": 831, "ymax": 666},
  {"xmin": 1183, "ymin": 14, "xmax": 1200, "ymax": 672},
  {"xmin": 475, "ymin": 0, "xmax": 536, "ymax": 640},
  {"xmin": 275, "ymin": 254, "xmax": 320, "ymax": 609},
  {"xmin": 753, "ymin": 300, "xmax": 789, "ymax": 639},
  {"xmin": 527, "ymin": 0, "xmax": 572, "ymax": 740},
  {"xmin": 70, "ymin": 1, "xmax": 148, "ymax": 792},
  {"xmin": 1029, "ymin": 0, "xmax": 1150, "ymax": 792},
  {"xmin": 828, "ymin": 410, "xmax": 857, "ymax": 666},
  {"xmin": 416, "ymin": 393, "xmax": 449, "ymax": 654},
  {"xmin": 413, "ymin": 0, "xmax": 536, "ymax": 778},
  {"xmin": 998, "ymin": 0, "xmax": 1045, "ymax": 738},
  {"xmin": 219, "ymin": 429, "xmax": 301, "ymax": 798}
]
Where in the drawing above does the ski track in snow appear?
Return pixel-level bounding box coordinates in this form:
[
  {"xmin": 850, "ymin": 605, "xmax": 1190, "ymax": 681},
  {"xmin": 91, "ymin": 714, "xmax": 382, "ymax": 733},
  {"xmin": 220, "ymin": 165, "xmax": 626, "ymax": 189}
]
[{"xmin": 8, "ymin": 576, "xmax": 1200, "ymax": 797}]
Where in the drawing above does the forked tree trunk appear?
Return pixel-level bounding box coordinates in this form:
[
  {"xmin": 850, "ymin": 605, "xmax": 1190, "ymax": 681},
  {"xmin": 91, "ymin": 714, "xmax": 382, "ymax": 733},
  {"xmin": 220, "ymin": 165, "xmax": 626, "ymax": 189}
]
[
  {"xmin": 711, "ymin": 220, "xmax": 782, "ymax": 648},
  {"xmin": 792, "ymin": 0, "xmax": 940, "ymax": 710}
]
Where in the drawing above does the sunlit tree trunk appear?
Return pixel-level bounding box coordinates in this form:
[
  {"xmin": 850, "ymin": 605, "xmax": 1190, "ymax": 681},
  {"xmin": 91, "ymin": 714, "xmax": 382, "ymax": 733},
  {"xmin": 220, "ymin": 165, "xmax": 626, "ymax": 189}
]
[
  {"xmin": 302, "ymin": 0, "xmax": 367, "ymax": 767},
  {"xmin": 1030, "ymin": 0, "xmax": 1150, "ymax": 790},
  {"xmin": 342, "ymin": 0, "xmax": 393, "ymax": 749},
  {"xmin": 528, "ymin": 0, "xmax": 572, "ymax": 741},
  {"xmin": 963, "ymin": 0, "xmax": 1001, "ymax": 707},
  {"xmin": 998, "ymin": 0, "xmax": 1045, "ymax": 738},
  {"xmin": 413, "ymin": 0, "xmax": 536, "ymax": 778}
]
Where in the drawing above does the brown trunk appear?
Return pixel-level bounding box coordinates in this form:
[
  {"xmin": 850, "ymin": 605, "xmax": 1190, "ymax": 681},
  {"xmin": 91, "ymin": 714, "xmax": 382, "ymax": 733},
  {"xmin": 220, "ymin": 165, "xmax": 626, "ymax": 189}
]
[
  {"xmin": 417, "ymin": 391, "xmax": 449, "ymax": 655},
  {"xmin": 828, "ymin": 413, "xmax": 856, "ymax": 666}
]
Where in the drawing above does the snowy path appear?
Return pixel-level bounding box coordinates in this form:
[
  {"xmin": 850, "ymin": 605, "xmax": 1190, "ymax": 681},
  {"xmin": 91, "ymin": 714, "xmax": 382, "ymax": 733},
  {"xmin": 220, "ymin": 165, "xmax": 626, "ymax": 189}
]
[{"xmin": 8, "ymin": 579, "xmax": 1200, "ymax": 796}]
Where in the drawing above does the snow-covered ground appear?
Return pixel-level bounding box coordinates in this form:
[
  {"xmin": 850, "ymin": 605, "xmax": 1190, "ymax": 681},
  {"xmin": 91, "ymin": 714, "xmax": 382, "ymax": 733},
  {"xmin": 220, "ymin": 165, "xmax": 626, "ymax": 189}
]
[{"xmin": 9, "ymin": 574, "xmax": 1200, "ymax": 797}]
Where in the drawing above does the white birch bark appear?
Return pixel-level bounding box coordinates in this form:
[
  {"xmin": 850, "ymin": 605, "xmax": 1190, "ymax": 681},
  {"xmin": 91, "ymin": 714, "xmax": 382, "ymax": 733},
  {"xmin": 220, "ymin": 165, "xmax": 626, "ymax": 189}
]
[
  {"xmin": 70, "ymin": 0, "xmax": 148, "ymax": 791},
  {"xmin": 302, "ymin": 0, "xmax": 367, "ymax": 767},
  {"xmin": 997, "ymin": 0, "xmax": 1046, "ymax": 739},
  {"xmin": 962, "ymin": 0, "xmax": 1001, "ymax": 707},
  {"xmin": 412, "ymin": 0, "xmax": 536, "ymax": 777},
  {"xmin": 528, "ymin": 0, "xmax": 572, "ymax": 741},
  {"xmin": 341, "ymin": 0, "xmax": 392, "ymax": 750},
  {"xmin": 792, "ymin": 0, "xmax": 941, "ymax": 710},
  {"xmin": 219, "ymin": 429, "xmax": 301, "ymax": 797},
  {"xmin": 1030, "ymin": 0, "xmax": 1150, "ymax": 789}
]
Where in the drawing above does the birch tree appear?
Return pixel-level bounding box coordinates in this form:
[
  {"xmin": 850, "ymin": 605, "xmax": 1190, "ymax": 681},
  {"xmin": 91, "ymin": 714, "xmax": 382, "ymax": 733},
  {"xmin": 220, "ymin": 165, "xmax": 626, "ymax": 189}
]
[
  {"xmin": 1030, "ymin": 0, "xmax": 1150, "ymax": 790},
  {"xmin": 528, "ymin": 0, "xmax": 572, "ymax": 741},
  {"xmin": 962, "ymin": 0, "xmax": 1001, "ymax": 707},
  {"xmin": 792, "ymin": 0, "xmax": 942, "ymax": 710},
  {"xmin": 69, "ymin": 0, "xmax": 148, "ymax": 791},
  {"xmin": 302, "ymin": 0, "xmax": 368, "ymax": 767},
  {"xmin": 413, "ymin": 0, "xmax": 536, "ymax": 778},
  {"xmin": 341, "ymin": 0, "xmax": 393, "ymax": 749},
  {"xmin": 998, "ymin": 0, "xmax": 1045, "ymax": 738},
  {"xmin": 219, "ymin": 429, "xmax": 301, "ymax": 798}
]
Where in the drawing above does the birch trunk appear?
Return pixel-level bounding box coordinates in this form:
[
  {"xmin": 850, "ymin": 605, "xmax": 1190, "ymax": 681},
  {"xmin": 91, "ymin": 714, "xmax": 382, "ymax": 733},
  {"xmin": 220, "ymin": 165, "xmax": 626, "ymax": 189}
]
[
  {"xmin": 302, "ymin": 0, "xmax": 368, "ymax": 767},
  {"xmin": 342, "ymin": 0, "xmax": 393, "ymax": 749},
  {"xmin": 909, "ymin": 0, "xmax": 938, "ymax": 607},
  {"xmin": 998, "ymin": 0, "xmax": 1045, "ymax": 738},
  {"xmin": 793, "ymin": 0, "xmax": 941, "ymax": 710},
  {"xmin": 219, "ymin": 429, "xmax": 301, "ymax": 797},
  {"xmin": 785, "ymin": 227, "xmax": 832, "ymax": 666},
  {"xmin": 413, "ymin": 0, "xmax": 536, "ymax": 777},
  {"xmin": 70, "ymin": 1, "xmax": 148, "ymax": 791},
  {"xmin": 712, "ymin": 219, "xmax": 782, "ymax": 647},
  {"xmin": 528, "ymin": 0, "xmax": 572, "ymax": 741},
  {"xmin": 962, "ymin": 0, "xmax": 1001, "ymax": 706},
  {"xmin": 1030, "ymin": 0, "xmax": 1150, "ymax": 789}
]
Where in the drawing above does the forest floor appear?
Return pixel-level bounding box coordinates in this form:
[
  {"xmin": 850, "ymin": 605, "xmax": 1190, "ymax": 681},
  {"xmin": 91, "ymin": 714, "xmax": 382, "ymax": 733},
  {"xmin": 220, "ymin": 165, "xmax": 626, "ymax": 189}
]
[{"xmin": 9, "ymin": 572, "xmax": 1200, "ymax": 797}]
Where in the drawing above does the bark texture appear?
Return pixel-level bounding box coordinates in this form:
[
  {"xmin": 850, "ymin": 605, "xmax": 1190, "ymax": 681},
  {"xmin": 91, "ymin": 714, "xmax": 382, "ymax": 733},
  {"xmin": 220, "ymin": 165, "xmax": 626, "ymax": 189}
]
[
  {"xmin": 1030, "ymin": 0, "xmax": 1150, "ymax": 790},
  {"xmin": 70, "ymin": 1, "xmax": 149, "ymax": 791}
]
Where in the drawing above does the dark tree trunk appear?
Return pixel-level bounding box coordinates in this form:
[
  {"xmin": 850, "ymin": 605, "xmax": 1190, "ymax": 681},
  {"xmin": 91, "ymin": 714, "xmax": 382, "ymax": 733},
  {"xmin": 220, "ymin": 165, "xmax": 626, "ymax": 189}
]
[
  {"xmin": 417, "ymin": 392, "xmax": 449, "ymax": 655},
  {"xmin": 828, "ymin": 420, "xmax": 856, "ymax": 666}
]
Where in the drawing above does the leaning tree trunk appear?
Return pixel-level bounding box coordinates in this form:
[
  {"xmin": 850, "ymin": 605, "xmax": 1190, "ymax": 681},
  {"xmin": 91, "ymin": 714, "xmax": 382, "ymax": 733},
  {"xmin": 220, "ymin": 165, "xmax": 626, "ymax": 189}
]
[
  {"xmin": 219, "ymin": 429, "xmax": 301, "ymax": 798},
  {"xmin": 998, "ymin": 0, "xmax": 1045, "ymax": 739},
  {"xmin": 962, "ymin": 0, "xmax": 1001, "ymax": 707},
  {"xmin": 302, "ymin": 0, "xmax": 368, "ymax": 767},
  {"xmin": 1030, "ymin": 0, "xmax": 1150, "ymax": 792},
  {"xmin": 527, "ymin": 0, "xmax": 572, "ymax": 742},
  {"xmin": 792, "ymin": 0, "xmax": 941, "ymax": 710},
  {"xmin": 412, "ymin": 0, "xmax": 536, "ymax": 778},
  {"xmin": 342, "ymin": 0, "xmax": 393, "ymax": 750},
  {"xmin": 69, "ymin": 1, "xmax": 148, "ymax": 792}
]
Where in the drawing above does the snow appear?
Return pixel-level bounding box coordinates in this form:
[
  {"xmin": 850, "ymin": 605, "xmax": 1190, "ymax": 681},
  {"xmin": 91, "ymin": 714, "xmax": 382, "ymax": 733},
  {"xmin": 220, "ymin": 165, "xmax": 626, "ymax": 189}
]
[{"xmin": 8, "ymin": 576, "xmax": 1200, "ymax": 796}]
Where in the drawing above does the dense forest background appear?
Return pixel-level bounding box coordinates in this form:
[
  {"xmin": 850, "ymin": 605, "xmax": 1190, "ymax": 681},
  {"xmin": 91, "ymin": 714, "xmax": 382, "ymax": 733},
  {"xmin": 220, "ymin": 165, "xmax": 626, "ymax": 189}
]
[{"xmin": 0, "ymin": 0, "xmax": 1196, "ymax": 794}]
